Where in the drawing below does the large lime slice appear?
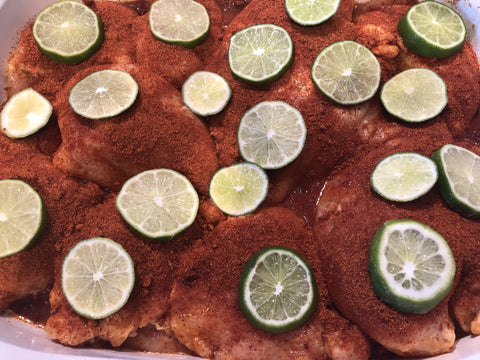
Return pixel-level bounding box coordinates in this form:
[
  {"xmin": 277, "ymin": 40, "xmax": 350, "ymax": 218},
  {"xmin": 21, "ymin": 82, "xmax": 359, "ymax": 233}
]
[
  {"xmin": 238, "ymin": 246, "xmax": 317, "ymax": 333},
  {"xmin": 285, "ymin": 0, "xmax": 341, "ymax": 26},
  {"xmin": 61, "ymin": 237, "xmax": 135, "ymax": 320}
]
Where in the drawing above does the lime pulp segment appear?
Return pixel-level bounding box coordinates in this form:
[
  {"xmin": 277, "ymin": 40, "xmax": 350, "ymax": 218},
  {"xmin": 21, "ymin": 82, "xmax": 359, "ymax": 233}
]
[{"xmin": 285, "ymin": 0, "xmax": 341, "ymax": 26}]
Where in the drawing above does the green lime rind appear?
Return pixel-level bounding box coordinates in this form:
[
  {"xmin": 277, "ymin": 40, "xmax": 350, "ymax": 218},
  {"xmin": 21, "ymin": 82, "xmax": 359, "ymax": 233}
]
[
  {"xmin": 285, "ymin": 0, "xmax": 341, "ymax": 26},
  {"xmin": 238, "ymin": 246, "xmax": 318, "ymax": 334},
  {"xmin": 397, "ymin": 1, "xmax": 466, "ymax": 58},
  {"xmin": 369, "ymin": 219, "xmax": 455, "ymax": 314}
]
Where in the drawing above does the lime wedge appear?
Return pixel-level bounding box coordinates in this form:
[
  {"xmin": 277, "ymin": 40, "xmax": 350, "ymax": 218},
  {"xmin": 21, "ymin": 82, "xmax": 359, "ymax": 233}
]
[
  {"xmin": 209, "ymin": 163, "xmax": 268, "ymax": 216},
  {"xmin": 369, "ymin": 219, "xmax": 455, "ymax": 314},
  {"xmin": 311, "ymin": 40, "xmax": 381, "ymax": 105},
  {"xmin": 380, "ymin": 68, "xmax": 448, "ymax": 123},
  {"xmin": 61, "ymin": 237, "xmax": 135, "ymax": 320},
  {"xmin": 149, "ymin": 0, "xmax": 210, "ymax": 48},
  {"xmin": 371, "ymin": 153, "xmax": 438, "ymax": 202},
  {"xmin": 1, "ymin": 88, "xmax": 52, "ymax": 138},
  {"xmin": 0, "ymin": 179, "xmax": 45, "ymax": 258},
  {"xmin": 237, "ymin": 101, "xmax": 307, "ymax": 169},
  {"xmin": 182, "ymin": 71, "xmax": 231, "ymax": 116},
  {"xmin": 285, "ymin": 0, "xmax": 340, "ymax": 26},
  {"xmin": 238, "ymin": 246, "xmax": 317, "ymax": 333},
  {"xmin": 432, "ymin": 144, "xmax": 480, "ymax": 218},
  {"xmin": 228, "ymin": 24, "xmax": 294, "ymax": 84},
  {"xmin": 116, "ymin": 169, "xmax": 199, "ymax": 241},
  {"xmin": 69, "ymin": 69, "xmax": 139, "ymax": 120},
  {"xmin": 398, "ymin": 1, "xmax": 466, "ymax": 58},
  {"xmin": 33, "ymin": 0, "xmax": 104, "ymax": 64}
]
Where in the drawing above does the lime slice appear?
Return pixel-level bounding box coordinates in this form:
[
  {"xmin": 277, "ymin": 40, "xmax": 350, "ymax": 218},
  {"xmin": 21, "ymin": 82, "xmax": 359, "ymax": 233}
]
[
  {"xmin": 0, "ymin": 180, "xmax": 45, "ymax": 258},
  {"xmin": 380, "ymin": 68, "xmax": 447, "ymax": 123},
  {"xmin": 238, "ymin": 246, "xmax": 317, "ymax": 333},
  {"xmin": 182, "ymin": 71, "xmax": 232, "ymax": 116},
  {"xmin": 237, "ymin": 101, "xmax": 307, "ymax": 169},
  {"xmin": 398, "ymin": 1, "xmax": 466, "ymax": 58},
  {"xmin": 1, "ymin": 88, "xmax": 52, "ymax": 138},
  {"xmin": 371, "ymin": 153, "xmax": 438, "ymax": 202},
  {"xmin": 149, "ymin": 0, "xmax": 210, "ymax": 48},
  {"xmin": 33, "ymin": 0, "xmax": 104, "ymax": 64},
  {"xmin": 369, "ymin": 219, "xmax": 455, "ymax": 314},
  {"xmin": 311, "ymin": 40, "xmax": 381, "ymax": 105},
  {"xmin": 116, "ymin": 169, "xmax": 199, "ymax": 241},
  {"xmin": 285, "ymin": 0, "xmax": 340, "ymax": 26},
  {"xmin": 228, "ymin": 24, "xmax": 294, "ymax": 84},
  {"xmin": 432, "ymin": 144, "xmax": 480, "ymax": 218},
  {"xmin": 61, "ymin": 237, "xmax": 135, "ymax": 320},
  {"xmin": 209, "ymin": 163, "xmax": 268, "ymax": 216},
  {"xmin": 69, "ymin": 69, "xmax": 139, "ymax": 120}
]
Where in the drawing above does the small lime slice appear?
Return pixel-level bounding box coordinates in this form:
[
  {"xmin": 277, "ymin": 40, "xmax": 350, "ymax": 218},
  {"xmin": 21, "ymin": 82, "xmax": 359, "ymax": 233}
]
[
  {"xmin": 369, "ymin": 219, "xmax": 455, "ymax": 314},
  {"xmin": 209, "ymin": 163, "xmax": 268, "ymax": 216},
  {"xmin": 432, "ymin": 144, "xmax": 480, "ymax": 218},
  {"xmin": 285, "ymin": 0, "xmax": 340, "ymax": 26},
  {"xmin": 1, "ymin": 88, "xmax": 52, "ymax": 138},
  {"xmin": 0, "ymin": 179, "xmax": 45, "ymax": 258},
  {"xmin": 238, "ymin": 246, "xmax": 317, "ymax": 333},
  {"xmin": 182, "ymin": 71, "xmax": 231, "ymax": 116},
  {"xmin": 380, "ymin": 68, "xmax": 448, "ymax": 123},
  {"xmin": 116, "ymin": 169, "xmax": 199, "ymax": 241},
  {"xmin": 149, "ymin": 0, "xmax": 210, "ymax": 48},
  {"xmin": 398, "ymin": 1, "xmax": 466, "ymax": 58},
  {"xmin": 228, "ymin": 24, "xmax": 294, "ymax": 84},
  {"xmin": 371, "ymin": 153, "xmax": 438, "ymax": 202},
  {"xmin": 311, "ymin": 40, "xmax": 381, "ymax": 105},
  {"xmin": 33, "ymin": 0, "xmax": 104, "ymax": 64},
  {"xmin": 69, "ymin": 69, "xmax": 139, "ymax": 120},
  {"xmin": 61, "ymin": 237, "xmax": 135, "ymax": 320},
  {"xmin": 237, "ymin": 101, "xmax": 307, "ymax": 169}
]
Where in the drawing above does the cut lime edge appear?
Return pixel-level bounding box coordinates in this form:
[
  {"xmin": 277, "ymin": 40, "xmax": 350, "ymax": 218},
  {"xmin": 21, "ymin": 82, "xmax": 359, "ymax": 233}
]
[{"xmin": 284, "ymin": 0, "xmax": 341, "ymax": 26}]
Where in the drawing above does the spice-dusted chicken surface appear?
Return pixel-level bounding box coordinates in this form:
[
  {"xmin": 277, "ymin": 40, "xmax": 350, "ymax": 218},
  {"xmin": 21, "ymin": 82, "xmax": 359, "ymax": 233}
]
[{"xmin": 1, "ymin": 0, "xmax": 480, "ymax": 359}]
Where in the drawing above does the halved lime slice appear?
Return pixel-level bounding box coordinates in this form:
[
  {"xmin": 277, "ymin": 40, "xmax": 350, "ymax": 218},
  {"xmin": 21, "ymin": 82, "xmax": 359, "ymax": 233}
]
[
  {"xmin": 0, "ymin": 179, "xmax": 45, "ymax": 258},
  {"xmin": 209, "ymin": 163, "xmax": 268, "ymax": 216},
  {"xmin": 1, "ymin": 88, "xmax": 52, "ymax": 138},
  {"xmin": 369, "ymin": 219, "xmax": 455, "ymax": 314},
  {"xmin": 432, "ymin": 144, "xmax": 480, "ymax": 218},
  {"xmin": 149, "ymin": 0, "xmax": 210, "ymax": 48},
  {"xmin": 228, "ymin": 24, "xmax": 294, "ymax": 84},
  {"xmin": 380, "ymin": 68, "xmax": 448, "ymax": 123},
  {"xmin": 371, "ymin": 153, "xmax": 438, "ymax": 202},
  {"xmin": 398, "ymin": 1, "xmax": 466, "ymax": 58},
  {"xmin": 285, "ymin": 0, "xmax": 340, "ymax": 26},
  {"xmin": 61, "ymin": 237, "xmax": 135, "ymax": 320},
  {"xmin": 311, "ymin": 40, "xmax": 381, "ymax": 105},
  {"xmin": 69, "ymin": 69, "xmax": 139, "ymax": 120},
  {"xmin": 33, "ymin": 0, "xmax": 104, "ymax": 64},
  {"xmin": 237, "ymin": 101, "xmax": 307, "ymax": 169},
  {"xmin": 182, "ymin": 71, "xmax": 231, "ymax": 116},
  {"xmin": 238, "ymin": 246, "xmax": 317, "ymax": 333},
  {"xmin": 116, "ymin": 169, "xmax": 199, "ymax": 241}
]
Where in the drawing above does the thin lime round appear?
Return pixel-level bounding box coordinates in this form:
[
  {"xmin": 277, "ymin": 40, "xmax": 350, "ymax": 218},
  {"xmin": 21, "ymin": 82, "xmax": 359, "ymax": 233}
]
[
  {"xmin": 116, "ymin": 169, "xmax": 199, "ymax": 241},
  {"xmin": 380, "ymin": 68, "xmax": 447, "ymax": 123},
  {"xmin": 238, "ymin": 246, "xmax": 317, "ymax": 333},
  {"xmin": 33, "ymin": 0, "xmax": 104, "ymax": 64},
  {"xmin": 237, "ymin": 101, "xmax": 307, "ymax": 169},
  {"xmin": 398, "ymin": 1, "xmax": 466, "ymax": 58},
  {"xmin": 1, "ymin": 88, "xmax": 52, "ymax": 138},
  {"xmin": 209, "ymin": 163, "xmax": 268, "ymax": 216},
  {"xmin": 228, "ymin": 24, "xmax": 294, "ymax": 84},
  {"xmin": 61, "ymin": 237, "xmax": 135, "ymax": 320},
  {"xmin": 369, "ymin": 219, "xmax": 455, "ymax": 314},
  {"xmin": 182, "ymin": 71, "xmax": 231, "ymax": 116},
  {"xmin": 69, "ymin": 69, "xmax": 139, "ymax": 120},
  {"xmin": 149, "ymin": 0, "xmax": 210, "ymax": 48},
  {"xmin": 0, "ymin": 179, "xmax": 45, "ymax": 258},
  {"xmin": 285, "ymin": 0, "xmax": 340, "ymax": 26},
  {"xmin": 371, "ymin": 152, "xmax": 438, "ymax": 202},
  {"xmin": 311, "ymin": 40, "xmax": 381, "ymax": 105},
  {"xmin": 432, "ymin": 144, "xmax": 480, "ymax": 218}
]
